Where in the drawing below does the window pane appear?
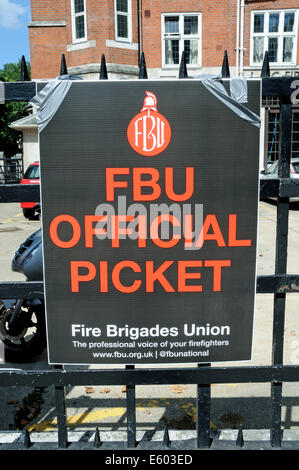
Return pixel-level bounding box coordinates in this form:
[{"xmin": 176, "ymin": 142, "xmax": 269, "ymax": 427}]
[
  {"xmin": 165, "ymin": 17, "xmax": 179, "ymax": 34},
  {"xmin": 284, "ymin": 12, "xmax": 294, "ymax": 32},
  {"xmin": 254, "ymin": 14, "xmax": 264, "ymax": 33},
  {"xmin": 267, "ymin": 160, "xmax": 278, "ymax": 175},
  {"xmin": 268, "ymin": 37, "xmax": 278, "ymax": 62},
  {"xmin": 116, "ymin": 0, "xmax": 128, "ymax": 13},
  {"xmin": 74, "ymin": 0, "xmax": 84, "ymax": 14},
  {"xmin": 165, "ymin": 39, "xmax": 179, "ymax": 64},
  {"xmin": 253, "ymin": 36, "xmax": 264, "ymax": 63},
  {"xmin": 75, "ymin": 15, "xmax": 85, "ymax": 39},
  {"xmin": 283, "ymin": 37, "xmax": 293, "ymax": 62},
  {"xmin": 24, "ymin": 165, "xmax": 39, "ymax": 179},
  {"xmin": 269, "ymin": 14, "xmax": 279, "ymax": 32},
  {"xmin": 117, "ymin": 14, "xmax": 128, "ymax": 38},
  {"xmin": 184, "ymin": 39, "xmax": 198, "ymax": 64},
  {"xmin": 292, "ymin": 163, "xmax": 299, "ymax": 174},
  {"xmin": 184, "ymin": 16, "xmax": 198, "ymax": 35}
]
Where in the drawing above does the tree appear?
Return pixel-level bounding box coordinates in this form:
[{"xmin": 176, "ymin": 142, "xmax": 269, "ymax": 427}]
[{"xmin": 0, "ymin": 59, "xmax": 31, "ymax": 158}]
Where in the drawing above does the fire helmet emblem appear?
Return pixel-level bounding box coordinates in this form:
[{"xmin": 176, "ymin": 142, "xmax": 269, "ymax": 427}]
[{"xmin": 127, "ymin": 91, "xmax": 171, "ymax": 156}]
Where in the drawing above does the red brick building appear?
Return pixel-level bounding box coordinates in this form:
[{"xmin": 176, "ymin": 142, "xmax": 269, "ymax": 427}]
[
  {"xmin": 25, "ymin": 1, "xmax": 299, "ymax": 168},
  {"xmin": 28, "ymin": 0, "xmax": 299, "ymax": 80}
]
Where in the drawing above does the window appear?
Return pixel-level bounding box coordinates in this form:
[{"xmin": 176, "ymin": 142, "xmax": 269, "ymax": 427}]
[
  {"xmin": 292, "ymin": 111, "xmax": 299, "ymax": 161},
  {"xmin": 162, "ymin": 13, "xmax": 201, "ymax": 67},
  {"xmin": 265, "ymin": 110, "xmax": 299, "ymax": 164},
  {"xmin": 24, "ymin": 164, "xmax": 40, "ymax": 180},
  {"xmin": 71, "ymin": 0, "xmax": 87, "ymax": 43},
  {"xmin": 251, "ymin": 10, "xmax": 298, "ymax": 65},
  {"xmin": 115, "ymin": 0, "xmax": 132, "ymax": 42}
]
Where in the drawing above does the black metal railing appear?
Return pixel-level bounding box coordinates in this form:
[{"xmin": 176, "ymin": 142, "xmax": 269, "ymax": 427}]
[
  {"xmin": 0, "ymin": 51, "xmax": 299, "ymax": 450},
  {"xmin": 0, "ymin": 154, "xmax": 23, "ymax": 184}
]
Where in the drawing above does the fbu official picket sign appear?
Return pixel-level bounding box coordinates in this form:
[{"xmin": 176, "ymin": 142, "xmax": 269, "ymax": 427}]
[{"xmin": 39, "ymin": 79, "xmax": 261, "ymax": 365}]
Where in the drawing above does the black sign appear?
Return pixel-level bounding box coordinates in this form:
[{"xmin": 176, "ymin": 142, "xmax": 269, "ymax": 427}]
[{"xmin": 40, "ymin": 80, "xmax": 261, "ymax": 364}]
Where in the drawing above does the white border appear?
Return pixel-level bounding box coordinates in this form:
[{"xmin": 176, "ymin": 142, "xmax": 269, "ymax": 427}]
[
  {"xmin": 249, "ymin": 79, "xmax": 262, "ymax": 369},
  {"xmin": 37, "ymin": 78, "xmax": 261, "ymax": 366}
]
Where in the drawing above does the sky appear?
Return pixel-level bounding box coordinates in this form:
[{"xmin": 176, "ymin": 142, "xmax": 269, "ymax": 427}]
[{"xmin": 0, "ymin": 0, "xmax": 31, "ymax": 69}]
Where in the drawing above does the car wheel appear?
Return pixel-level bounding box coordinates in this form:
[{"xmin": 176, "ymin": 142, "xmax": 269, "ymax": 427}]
[
  {"xmin": 22, "ymin": 208, "xmax": 35, "ymax": 220},
  {"xmin": 0, "ymin": 301, "xmax": 47, "ymax": 363}
]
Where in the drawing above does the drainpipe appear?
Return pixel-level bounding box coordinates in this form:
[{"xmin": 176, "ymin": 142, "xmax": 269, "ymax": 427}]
[
  {"xmin": 137, "ymin": 0, "xmax": 142, "ymax": 61},
  {"xmin": 236, "ymin": 0, "xmax": 240, "ymax": 77},
  {"xmin": 240, "ymin": 0, "xmax": 245, "ymax": 76}
]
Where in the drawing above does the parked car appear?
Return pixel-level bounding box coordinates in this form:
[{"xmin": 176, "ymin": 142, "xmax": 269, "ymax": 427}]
[
  {"xmin": 20, "ymin": 161, "xmax": 40, "ymax": 219},
  {"xmin": 260, "ymin": 157, "xmax": 299, "ymax": 203}
]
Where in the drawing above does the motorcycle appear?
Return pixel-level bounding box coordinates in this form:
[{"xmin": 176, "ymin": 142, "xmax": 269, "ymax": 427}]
[{"xmin": 0, "ymin": 204, "xmax": 47, "ymax": 363}]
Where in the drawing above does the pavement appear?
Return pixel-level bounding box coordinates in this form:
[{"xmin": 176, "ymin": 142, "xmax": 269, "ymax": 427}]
[{"xmin": 0, "ymin": 200, "xmax": 299, "ymax": 436}]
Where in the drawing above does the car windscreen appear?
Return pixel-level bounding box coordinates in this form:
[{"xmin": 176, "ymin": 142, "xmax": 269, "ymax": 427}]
[
  {"xmin": 292, "ymin": 162, "xmax": 299, "ymax": 174},
  {"xmin": 23, "ymin": 165, "xmax": 40, "ymax": 179},
  {"xmin": 266, "ymin": 161, "xmax": 278, "ymax": 175}
]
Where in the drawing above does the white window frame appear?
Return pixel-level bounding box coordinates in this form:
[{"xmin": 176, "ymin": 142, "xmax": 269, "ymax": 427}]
[
  {"xmin": 71, "ymin": 0, "xmax": 87, "ymax": 44},
  {"xmin": 250, "ymin": 9, "xmax": 298, "ymax": 66},
  {"xmin": 161, "ymin": 12, "xmax": 202, "ymax": 68},
  {"xmin": 114, "ymin": 0, "xmax": 132, "ymax": 43}
]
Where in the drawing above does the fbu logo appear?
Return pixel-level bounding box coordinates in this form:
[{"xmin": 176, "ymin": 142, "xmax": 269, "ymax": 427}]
[{"xmin": 127, "ymin": 91, "xmax": 171, "ymax": 156}]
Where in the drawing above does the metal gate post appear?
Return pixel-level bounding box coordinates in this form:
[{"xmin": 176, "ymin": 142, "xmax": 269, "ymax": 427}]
[
  {"xmin": 196, "ymin": 50, "xmax": 232, "ymax": 450},
  {"xmin": 126, "ymin": 364, "xmax": 137, "ymax": 448},
  {"xmin": 54, "ymin": 365, "xmax": 69, "ymax": 448},
  {"xmin": 196, "ymin": 365, "xmax": 211, "ymax": 448},
  {"xmin": 270, "ymin": 97, "xmax": 292, "ymax": 447}
]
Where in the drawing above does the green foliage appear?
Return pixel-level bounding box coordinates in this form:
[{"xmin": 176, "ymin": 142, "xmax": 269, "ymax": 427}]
[
  {"xmin": 0, "ymin": 59, "xmax": 31, "ymax": 157},
  {"xmin": 0, "ymin": 61, "xmax": 30, "ymax": 82}
]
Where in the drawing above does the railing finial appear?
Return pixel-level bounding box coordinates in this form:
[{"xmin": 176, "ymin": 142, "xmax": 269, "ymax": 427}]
[
  {"xmin": 99, "ymin": 54, "xmax": 108, "ymax": 80},
  {"xmin": 139, "ymin": 52, "xmax": 148, "ymax": 79},
  {"xmin": 221, "ymin": 50, "xmax": 230, "ymax": 78},
  {"xmin": 22, "ymin": 427, "xmax": 32, "ymax": 448},
  {"xmin": 60, "ymin": 53, "xmax": 68, "ymax": 76},
  {"xmin": 93, "ymin": 427, "xmax": 102, "ymax": 448},
  {"xmin": 20, "ymin": 55, "xmax": 30, "ymax": 81},
  {"xmin": 261, "ymin": 51, "xmax": 270, "ymax": 77},
  {"xmin": 163, "ymin": 426, "xmax": 171, "ymax": 447},
  {"xmin": 236, "ymin": 425, "xmax": 244, "ymax": 447},
  {"xmin": 179, "ymin": 50, "xmax": 188, "ymax": 79}
]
